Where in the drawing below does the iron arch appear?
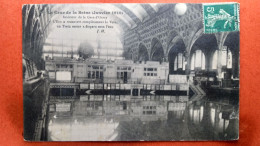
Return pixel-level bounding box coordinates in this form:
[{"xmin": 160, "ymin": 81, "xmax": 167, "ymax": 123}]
[
  {"xmin": 138, "ymin": 43, "xmax": 149, "ymax": 62},
  {"xmin": 189, "ymin": 34, "xmax": 218, "ymax": 72},
  {"xmin": 150, "ymin": 38, "xmax": 164, "ymax": 62},
  {"xmin": 168, "ymin": 39, "xmax": 186, "ymax": 74}
]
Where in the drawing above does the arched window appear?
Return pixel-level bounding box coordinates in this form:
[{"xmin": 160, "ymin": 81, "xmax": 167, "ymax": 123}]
[
  {"xmin": 191, "ymin": 50, "xmax": 205, "ymax": 70},
  {"xmin": 212, "ymin": 47, "xmax": 232, "ymax": 69}
]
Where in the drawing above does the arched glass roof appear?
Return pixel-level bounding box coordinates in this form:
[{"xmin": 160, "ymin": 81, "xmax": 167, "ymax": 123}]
[{"xmin": 43, "ymin": 4, "xmax": 165, "ymax": 60}]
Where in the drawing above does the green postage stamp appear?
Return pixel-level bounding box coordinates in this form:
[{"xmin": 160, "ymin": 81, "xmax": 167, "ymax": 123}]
[{"xmin": 203, "ymin": 3, "xmax": 240, "ymax": 33}]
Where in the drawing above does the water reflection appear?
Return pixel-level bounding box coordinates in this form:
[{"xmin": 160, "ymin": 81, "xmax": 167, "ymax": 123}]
[{"xmin": 47, "ymin": 95, "xmax": 238, "ymax": 141}]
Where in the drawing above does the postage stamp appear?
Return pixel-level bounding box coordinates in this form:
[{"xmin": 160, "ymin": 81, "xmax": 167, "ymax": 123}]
[{"xmin": 203, "ymin": 3, "xmax": 240, "ymax": 33}]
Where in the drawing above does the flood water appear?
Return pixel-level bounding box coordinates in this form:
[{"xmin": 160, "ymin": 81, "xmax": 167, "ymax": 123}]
[{"xmin": 47, "ymin": 94, "xmax": 239, "ymax": 141}]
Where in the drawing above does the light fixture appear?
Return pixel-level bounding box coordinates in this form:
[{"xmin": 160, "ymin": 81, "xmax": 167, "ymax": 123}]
[{"xmin": 174, "ymin": 3, "xmax": 187, "ymax": 16}]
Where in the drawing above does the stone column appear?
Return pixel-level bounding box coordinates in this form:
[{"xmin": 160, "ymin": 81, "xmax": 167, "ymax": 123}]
[{"xmin": 217, "ymin": 44, "xmax": 223, "ymax": 80}]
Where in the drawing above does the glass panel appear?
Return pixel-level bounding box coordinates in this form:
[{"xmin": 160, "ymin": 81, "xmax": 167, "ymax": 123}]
[
  {"xmin": 212, "ymin": 50, "xmax": 218, "ymax": 69},
  {"xmin": 96, "ymin": 71, "xmax": 99, "ymax": 78},
  {"xmin": 221, "ymin": 46, "xmax": 227, "ymax": 66},
  {"xmin": 100, "ymin": 72, "xmax": 103, "ymax": 79},
  {"xmin": 195, "ymin": 50, "xmax": 202, "ymax": 68},
  {"xmin": 92, "ymin": 65, "xmax": 99, "ymax": 69},
  {"xmin": 174, "ymin": 57, "xmax": 177, "ymax": 71},
  {"xmin": 92, "ymin": 71, "xmax": 95, "ymax": 79},
  {"xmin": 227, "ymin": 50, "xmax": 232, "ymax": 69},
  {"xmin": 178, "ymin": 53, "xmax": 183, "ymax": 69},
  {"xmin": 148, "ymin": 68, "xmax": 153, "ymax": 71},
  {"xmin": 202, "ymin": 53, "xmax": 205, "ymax": 70},
  {"xmin": 88, "ymin": 71, "xmax": 91, "ymax": 78},
  {"xmin": 183, "ymin": 56, "xmax": 186, "ymax": 70},
  {"xmin": 191, "ymin": 54, "xmax": 195, "ymax": 70}
]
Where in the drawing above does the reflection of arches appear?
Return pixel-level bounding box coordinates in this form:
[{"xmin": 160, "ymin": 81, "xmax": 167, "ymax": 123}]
[
  {"xmin": 150, "ymin": 38, "xmax": 164, "ymax": 62},
  {"xmin": 168, "ymin": 39, "xmax": 186, "ymax": 74},
  {"xmin": 138, "ymin": 44, "xmax": 149, "ymax": 61},
  {"xmin": 189, "ymin": 104, "xmax": 204, "ymax": 125},
  {"xmin": 189, "ymin": 34, "xmax": 218, "ymax": 71},
  {"xmin": 188, "ymin": 100, "xmax": 235, "ymax": 139}
]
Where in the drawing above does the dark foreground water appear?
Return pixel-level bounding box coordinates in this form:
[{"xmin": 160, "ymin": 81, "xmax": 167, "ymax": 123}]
[{"xmin": 47, "ymin": 94, "xmax": 239, "ymax": 141}]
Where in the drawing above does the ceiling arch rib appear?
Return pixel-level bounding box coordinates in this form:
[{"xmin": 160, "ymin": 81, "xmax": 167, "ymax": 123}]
[
  {"xmin": 85, "ymin": 4, "xmax": 136, "ymax": 28},
  {"xmin": 115, "ymin": 4, "xmax": 142, "ymax": 27},
  {"xmin": 88, "ymin": 5, "xmax": 131, "ymax": 31},
  {"xmin": 111, "ymin": 17, "xmax": 130, "ymax": 31},
  {"xmin": 87, "ymin": 4, "xmax": 134, "ymax": 29},
  {"xmin": 149, "ymin": 3, "xmax": 160, "ymax": 12},
  {"xmin": 140, "ymin": 4, "xmax": 157, "ymax": 17},
  {"xmin": 122, "ymin": 4, "xmax": 149, "ymax": 22}
]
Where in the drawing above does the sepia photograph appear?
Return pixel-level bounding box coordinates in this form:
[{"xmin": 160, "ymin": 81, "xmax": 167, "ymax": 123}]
[{"xmin": 22, "ymin": 3, "xmax": 240, "ymax": 141}]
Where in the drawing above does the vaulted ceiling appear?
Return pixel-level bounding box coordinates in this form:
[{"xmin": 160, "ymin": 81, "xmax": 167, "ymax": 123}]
[{"xmin": 49, "ymin": 4, "xmax": 166, "ymax": 31}]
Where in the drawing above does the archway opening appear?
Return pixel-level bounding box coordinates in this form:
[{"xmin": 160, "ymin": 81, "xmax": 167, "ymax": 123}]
[
  {"xmin": 190, "ymin": 34, "xmax": 218, "ymax": 72},
  {"xmin": 168, "ymin": 39, "xmax": 186, "ymax": 74},
  {"xmin": 190, "ymin": 50, "xmax": 206, "ymax": 71},
  {"xmin": 211, "ymin": 49, "xmax": 232, "ymax": 70}
]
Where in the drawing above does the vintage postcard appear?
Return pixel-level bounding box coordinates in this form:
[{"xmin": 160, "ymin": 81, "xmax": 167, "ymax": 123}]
[{"xmin": 22, "ymin": 3, "xmax": 240, "ymax": 141}]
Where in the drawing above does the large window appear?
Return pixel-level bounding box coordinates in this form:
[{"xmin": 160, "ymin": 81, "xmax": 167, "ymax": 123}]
[
  {"xmin": 212, "ymin": 50, "xmax": 218, "ymax": 69},
  {"xmin": 174, "ymin": 53, "xmax": 185, "ymax": 71},
  {"xmin": 191, "ymin": 50, "xmax": 205, "ymax": 70},
  {"xmin": 87, "ymin": 65, "xmax": 104, "ymax": 79},
  {"xmin": 222, "ymin": 47, "xmax": 232, "ymax": 69},
  {"xmin": 211, "ymin": 47, "xmax": 232, "ymax": 69},
  {"xmin": 116, "ymin": 66, "xmax": 131, "ymax": 79},
  {"xmin": 56, "ymin": 64, "xmax": 73, "ymax": 69},
  {"xmin": 144, "ymin": 67, "xmax": 157, "ymax": 76}
]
